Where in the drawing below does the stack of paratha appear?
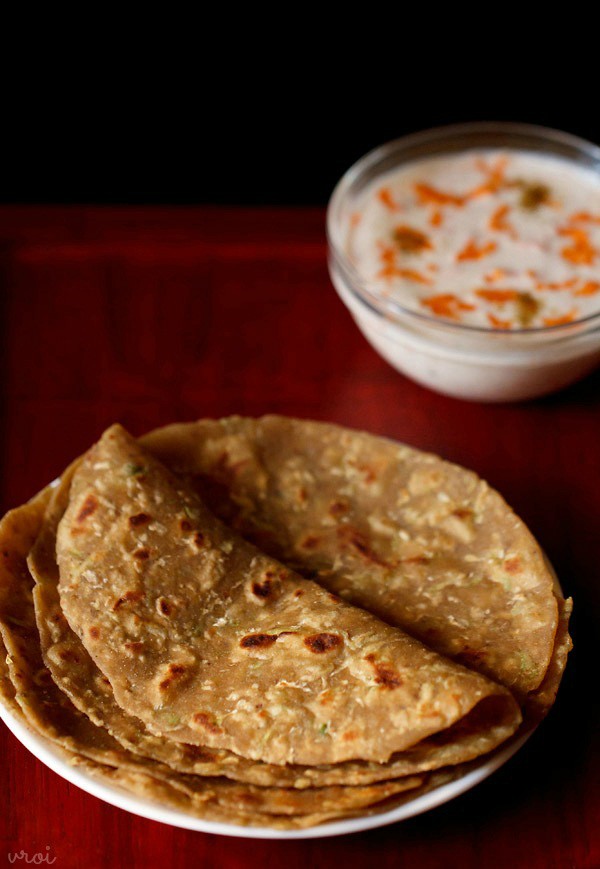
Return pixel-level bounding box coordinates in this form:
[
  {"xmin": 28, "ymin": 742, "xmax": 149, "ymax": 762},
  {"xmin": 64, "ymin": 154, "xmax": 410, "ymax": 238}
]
[{"xmin": 0, "ymin": 419, "xmax": 572, "ymax": 829}]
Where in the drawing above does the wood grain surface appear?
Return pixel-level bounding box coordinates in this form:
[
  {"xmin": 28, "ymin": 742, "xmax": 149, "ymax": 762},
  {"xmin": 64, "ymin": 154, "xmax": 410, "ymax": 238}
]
[{"xmin": 0, "ymin": 206, "xmax": 596, "ymax": 869}]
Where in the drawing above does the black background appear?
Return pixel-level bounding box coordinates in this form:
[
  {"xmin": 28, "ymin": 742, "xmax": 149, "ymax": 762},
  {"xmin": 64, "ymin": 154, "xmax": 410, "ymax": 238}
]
[{"xmin": 3, "ymin": 62, "xmax": 599, "ymax": 206}]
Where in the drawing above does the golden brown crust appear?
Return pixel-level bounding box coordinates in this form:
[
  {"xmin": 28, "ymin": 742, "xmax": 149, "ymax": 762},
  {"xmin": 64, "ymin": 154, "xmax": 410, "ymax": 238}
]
[
  {"xmin": 142, "ymin": 416, "xmax": 563, "ymax": 698},
  {"xmin": 56, "ymin": 425, "xmax": 520, "ymax": 767}
]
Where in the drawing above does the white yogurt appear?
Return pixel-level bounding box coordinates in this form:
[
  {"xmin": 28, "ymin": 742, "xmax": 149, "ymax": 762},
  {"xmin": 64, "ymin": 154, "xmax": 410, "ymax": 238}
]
[
  {"xmin": 348, "ymin": 150, "xmax": 600, "ymax": 330},
  {"xmin": 327, "ymin": 125, "xmax": 600, "ymax": 401}
]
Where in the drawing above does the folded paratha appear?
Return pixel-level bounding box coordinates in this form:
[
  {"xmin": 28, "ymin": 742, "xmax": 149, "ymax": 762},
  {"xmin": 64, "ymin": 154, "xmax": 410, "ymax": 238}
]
[
  {"xmin": 30, "ymin": 466, "xmax": 523, "ymax": 786},
  {"xmin": 56, "ymin": 425, "xmax": 521, "ymax": 767},
  {"xmin": 141, "ymin": 416, "xmax": 569, "ymax": 706}
]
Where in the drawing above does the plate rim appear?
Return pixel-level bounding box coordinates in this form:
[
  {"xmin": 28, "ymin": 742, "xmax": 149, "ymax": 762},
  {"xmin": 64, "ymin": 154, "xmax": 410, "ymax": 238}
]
[{"xmin": 0, "ymin": 700, "xmax": 535, "ymax": 839}]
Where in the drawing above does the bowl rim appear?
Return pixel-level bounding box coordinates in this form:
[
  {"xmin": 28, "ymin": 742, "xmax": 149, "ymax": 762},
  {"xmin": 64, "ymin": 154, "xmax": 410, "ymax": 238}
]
[{"xmin": 326, "ymin": 121, "xmax": 600, "ymax": 339}]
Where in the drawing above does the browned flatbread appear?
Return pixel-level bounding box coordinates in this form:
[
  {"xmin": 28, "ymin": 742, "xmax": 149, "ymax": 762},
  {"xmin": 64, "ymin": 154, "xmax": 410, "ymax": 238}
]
[
  {"xmin": 0, "ymin": 415, "xmax": 571, "ymax": 830},
  {"xmin": 0, "ymin": 493, "xmax": 431, "ymax": 824},
  {"xmin": 67, "ymin": 756, "xmax": 428, "ymax": 830},
  {"xmin": 526, "ymin": 595, "xmax": 572, "ymax": 719},
  {"xmin": 56, "ymin": 425, "xmax": 521, "ymax": 767},
  {"xmin": 141, "ymin": 416, "xmax": 569, "ymax": 706},
  {"xmin": 31, "ymin": 465, "xmax": 521, "ymax": 786}
]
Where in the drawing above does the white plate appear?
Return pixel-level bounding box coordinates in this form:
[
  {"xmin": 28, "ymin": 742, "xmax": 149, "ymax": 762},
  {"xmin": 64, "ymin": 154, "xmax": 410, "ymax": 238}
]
[{"xmin": 0, "ymin": 526, "xmax": 558, "ymax": 839}]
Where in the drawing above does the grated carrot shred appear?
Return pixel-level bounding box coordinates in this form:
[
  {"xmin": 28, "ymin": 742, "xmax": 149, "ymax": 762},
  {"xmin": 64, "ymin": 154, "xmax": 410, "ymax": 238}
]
[
  {"xmin": 372, "ymin": 157, "xmax": 599, "ymax": 331},
  {"xmin": 489, "ymin": 204, "xmax": 516, "ymax": 237},
  {"xmin": 484, "ymin": 269, "xmax": 508, "ymax": 283},
  {"xmin": 536, "ymin": 278, "xmax": 578, "ymax": 291},
  {"xmin": 456, "ymin": 239, "xmax": 497, "ymax": 261},
  {"xmin": 414, "ymin": 183, "xmax": 465, "ymax": 207},
  {"xmin": 377, "ymin": 266, "xmax": 431, "ymax": 284},
  {"xmin": 569, "ymin": 211, "xmax": 600, "ymax": 225},
  {"xmin": 377, "ymin": 187, "xmax": 400, "ymax": 211},
  {"xmin": 487, "ymin": 313, "xmax": 512, "ymax": 329},
  {"xmin": 574, "ymin": 281, "xmax": 600, "ymax": 296},
  {"xmin": 543, "ymin": 309, "xmax": 579, "ymax": 327},
  {"xmin": 475, "ymin": 289, "xmax": 519, "ymax": 304},
  {"xmin": 378, "ymin": 244, "xmax": 396, "ymax": 266},
  {"xmin": 470, "ymin": 156, "xmax": 509, "ymax": 198},
  {"xmin": 421, "ymin": 294, "xmax": 475, "ymax": 320},
  {"xmin": 558, "ymin": 227, "xmax": 597, "ymax": 265},
  {"xmin": 397, "ymin": 269, "xmax": 432, "ymax": 284}
]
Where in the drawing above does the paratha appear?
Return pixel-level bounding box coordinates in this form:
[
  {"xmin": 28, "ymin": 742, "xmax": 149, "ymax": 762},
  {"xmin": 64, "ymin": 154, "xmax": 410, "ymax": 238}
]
[
  {"xmin": 56, "ymin": 425, "xmax": 521, "ymax": 766},
  {"xmin": 0, "ymin": 493, "xmax": 431, "ymax": 825},
  {"xmin": 31, "ymin": 466, "xmax": 523, "ymax": 786},
  {"xmin": 141, "ymin": 416, "xmax": 569, "ymax": 706},
  {"xmin": 0, "ymin": 415, "xmax": 571, "ymax": 829}
]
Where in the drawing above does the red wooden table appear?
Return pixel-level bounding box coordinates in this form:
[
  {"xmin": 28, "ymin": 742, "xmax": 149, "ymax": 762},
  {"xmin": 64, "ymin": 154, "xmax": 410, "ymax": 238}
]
[{"xmin": 0, "ymin": 206, "xmax": 597, "ymax": 869}]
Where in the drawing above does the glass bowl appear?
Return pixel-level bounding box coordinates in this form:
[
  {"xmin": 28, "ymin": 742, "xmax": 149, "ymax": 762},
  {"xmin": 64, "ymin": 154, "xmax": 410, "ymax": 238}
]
[{"xmin": 327, "ymin": 122, "xmax": 600, "ymax": 402}]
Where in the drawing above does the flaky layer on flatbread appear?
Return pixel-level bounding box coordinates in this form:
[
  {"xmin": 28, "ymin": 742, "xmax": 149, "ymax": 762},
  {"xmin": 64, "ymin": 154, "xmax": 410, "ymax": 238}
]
[
  {"xmin": 56, "ymin": 426, "xmax": 521, "ymax": 767},
  {"xmin": 141, "ymin": 416, "xmax": 568, "ymax": 704},
  {"xmin": 67, "ymin": 756, "xmax": 430, "ymax": 829}
]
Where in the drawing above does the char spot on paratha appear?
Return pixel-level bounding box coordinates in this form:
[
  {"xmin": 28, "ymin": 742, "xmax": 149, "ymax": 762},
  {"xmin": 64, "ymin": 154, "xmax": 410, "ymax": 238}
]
[
  {"xmin": 251, "ymin": 579, "xmax": 273, "ymax": 598},
  {"xmin": 76, "ymin": 495, "xmax": 98, "ymax": 523},
  {"xmin": 345, "ymin": 531, "xmax": 394, "ymax": 569},
  {"xmin": 113, "ymin": 590, "xmax": 144, "ymax": 610},
  {"xmin": 251, "ymin": 570, "xmax": 282, "ymax": 600},
  {"xmin": 191, "ymin": 712, "xmax": 223, "ymax": 734},
  {"xmin": 304, "ymin": 634, "xmax": 343, "ymax": 654},
  {"xmin": 158, "ymin": 663, "xmax": 189, "ymax": 692},
  {"xmin": 456, "ymin": 646, "xmax": 486, "ymax": 667},
  {"xmin": 124, "ymin": 641, "xmax": 144, "ymax": 655},
  {"xmin": 365, "ymin": 654, "xmax": 403, "ymax": 688},
  {"xmin": 329, "ymin": 500, "xmax": 349, "ymax": 518},
  {"xmin": 156, "ymin": 597, "xmax": 173, "ymax": 617},
  {"xmin": 240, "ymin": 633, "xmax": 278, "ymax": 649},
  {"xmin": 453, "ymin": 508, "xmax": 474, "ymax": 520},
  {"xmin": 57, "ymin": 648, "xmax": 81, "ymax": 663},
  {"xmin": 133, "ymin": 548, "xmax": 150, "ymax": 561},
  {"xmin": 129, "ymin": 513, "xmax": 151, "ymax": 528}
]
